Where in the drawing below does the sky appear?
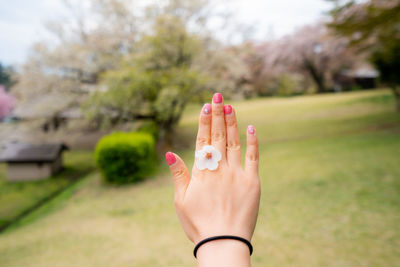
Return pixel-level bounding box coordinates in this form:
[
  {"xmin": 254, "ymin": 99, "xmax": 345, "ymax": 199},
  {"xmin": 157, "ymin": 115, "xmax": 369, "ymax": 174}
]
[{"xmin": 0, "ymin": 0, "xmax": 333, "ymax": 66}]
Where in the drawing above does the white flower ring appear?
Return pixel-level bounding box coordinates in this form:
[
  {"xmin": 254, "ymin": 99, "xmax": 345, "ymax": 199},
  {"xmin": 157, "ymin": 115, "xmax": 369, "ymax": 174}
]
[{"xmin": 195, "ymin": 145, "xmax": 222, "ymax": 171}]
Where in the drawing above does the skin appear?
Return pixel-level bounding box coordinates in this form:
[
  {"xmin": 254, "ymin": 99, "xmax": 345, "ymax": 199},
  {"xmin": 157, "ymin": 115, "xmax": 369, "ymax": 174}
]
[{"xmin": 167, "ymin": 93, "xmax": 261, "ymax": 267}]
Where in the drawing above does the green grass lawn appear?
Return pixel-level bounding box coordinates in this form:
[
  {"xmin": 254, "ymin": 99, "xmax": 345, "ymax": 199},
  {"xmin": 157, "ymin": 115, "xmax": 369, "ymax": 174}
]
[
  {"xmin": 0, "ymin": 151, "xmax": 95, "ymax": 230},
  {"xmin": 0, "ymin": 89, "xmax": 399, "ymax": 266}
]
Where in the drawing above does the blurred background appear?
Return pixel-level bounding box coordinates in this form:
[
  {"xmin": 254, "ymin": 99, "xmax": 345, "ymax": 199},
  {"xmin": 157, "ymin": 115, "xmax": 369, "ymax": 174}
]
[{"xmin": 0, "ymin": 0, "xmax": 399, "ymax": 266}]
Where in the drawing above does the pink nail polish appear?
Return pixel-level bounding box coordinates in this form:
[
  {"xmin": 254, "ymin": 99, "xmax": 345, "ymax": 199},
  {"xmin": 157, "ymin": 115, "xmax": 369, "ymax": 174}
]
[
  {"xmin": 165, "ymin": 152, "xmax": 176, "ymax": 165},
  {"xmin": 213, "ymin": 93, "xmax": 223, "ymax": 103},
  {"xmin": 203, "ymin": 103, "xmax": 211, "ymax": 114},
  {"xmin": 224, "ymin": 104, "xmax": 232, "ymax": 115},
  {"xmin": 248, "ymin": 125, "xmax": 255, "ymax": 134}
]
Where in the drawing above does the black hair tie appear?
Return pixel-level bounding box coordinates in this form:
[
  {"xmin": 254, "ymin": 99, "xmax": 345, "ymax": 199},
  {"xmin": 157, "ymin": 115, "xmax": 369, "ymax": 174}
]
[{"xmin": 193, "ymin": 235, "xmax": 253, "ymax": 258}]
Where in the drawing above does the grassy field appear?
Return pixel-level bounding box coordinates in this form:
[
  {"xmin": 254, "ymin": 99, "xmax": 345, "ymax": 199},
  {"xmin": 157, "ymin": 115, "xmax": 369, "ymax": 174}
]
[
  {"xmin": 0, "ymin": 89, "xmax": 399, "ymax": 266},
  {"xmin": 0, "ymin": 151, "xmax": 94, "ymax": 230}
]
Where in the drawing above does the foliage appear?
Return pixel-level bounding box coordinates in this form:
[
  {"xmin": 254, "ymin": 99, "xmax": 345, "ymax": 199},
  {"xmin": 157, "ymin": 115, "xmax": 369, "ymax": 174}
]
[
  {"xmin": 371, "ymin": 41, "xmax": 400, "ymax": 87},
  {"xmin": 248, "ymin": 22, "xmax": 361, "ymax": 96},
  {"xmin": 370, "ymin": 38, "xmax": 400, "ymax": 110},
  {"xmin": 87, "ymin": 14, "xmax": 209, "ymax": 142},
  {"xmin": 0, "ymin": 63, "xmax": 14, "ymax": 88},
  {"xmin": 12, "ymin": 0, "xmax": 138, "ymax": 112},
  {"xmin": 280, "ymin": 24, "xmax": 355, "ymax": 93},
  {"xmin": 328, "ymin": 0, "xmax": 400, "ymax": 110},
  {"xmin": 195, "ymin": 43, "xmax": 253, "ymax": 99},
  {"xmin": 94, "ymin": 132, "xmax": 155, "ymax": 184}
]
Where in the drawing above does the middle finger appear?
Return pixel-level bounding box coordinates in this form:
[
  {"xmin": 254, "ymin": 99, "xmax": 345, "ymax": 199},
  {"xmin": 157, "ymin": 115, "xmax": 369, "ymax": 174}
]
[{"xmin": 211, "ymin": 92, "xmax": 227, "ymax": 162}]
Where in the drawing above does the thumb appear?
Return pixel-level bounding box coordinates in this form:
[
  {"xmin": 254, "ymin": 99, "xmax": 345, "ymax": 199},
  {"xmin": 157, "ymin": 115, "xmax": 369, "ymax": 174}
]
[{"xmin": 165, "ymin": 152, "xmax": 190, "ymax": 201}]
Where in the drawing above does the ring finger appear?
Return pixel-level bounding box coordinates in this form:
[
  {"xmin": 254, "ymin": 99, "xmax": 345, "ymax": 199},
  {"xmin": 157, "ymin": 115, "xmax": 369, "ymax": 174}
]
[{"xmin": 195, "ymin": 103, "xmax": 212, "ymax": 151}]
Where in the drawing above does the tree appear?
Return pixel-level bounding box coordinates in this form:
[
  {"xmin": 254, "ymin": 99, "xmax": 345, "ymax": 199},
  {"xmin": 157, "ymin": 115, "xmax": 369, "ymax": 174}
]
[
  {"xmin": 87, "ymin": 14, "xmax": 208, "ymax": 144},
  {"xmin": 328, "ymin": 0, "xmax": 400, "ymax": 111},
  {"xmin": 13, "ymin": 0, "xmax": 138, "ymax": 106},
  {"xmin": 277, "ymin": 23, "xmax": 356, "ymax": 93},
  {"xmin": 13, "ymin": 0, "xmax": 251, "ymax": 143},
  {"xmin": 249, "ymin": 23, "xmax": 358, "ymax": 95},
  {"xmin": 85, "ymin": 0, "xmax": 252, "ymax": 144},
  {"xmin": 0, "ymin": 63, "xmax": 15, "ymax": 89}
]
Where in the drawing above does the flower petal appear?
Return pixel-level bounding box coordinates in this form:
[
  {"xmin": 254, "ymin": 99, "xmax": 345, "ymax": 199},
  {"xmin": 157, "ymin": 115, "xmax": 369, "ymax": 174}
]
[
  {"xmin": 203, "ymin": 145, "xmax": 213, "ymax": 153},
  {"xmin": 206, "ymin": 160, "xmax": 219, "ymax": 171},
  {"xmin": 195, "ymin": 159, "xmax": 207, "ymax": 170},
  {"xmin": 195, "ymin": 150, "xmax": 206, "ymax": 159},
  {"xmin": 212, "ymin": 148, "xmax": 222, "ymax": 162}
]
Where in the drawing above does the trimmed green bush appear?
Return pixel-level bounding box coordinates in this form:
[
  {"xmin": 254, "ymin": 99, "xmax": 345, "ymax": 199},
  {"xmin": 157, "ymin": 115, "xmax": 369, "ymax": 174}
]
[{"xmin": 95, "ymin": 132, "xmax": 155, "ymax": 184}]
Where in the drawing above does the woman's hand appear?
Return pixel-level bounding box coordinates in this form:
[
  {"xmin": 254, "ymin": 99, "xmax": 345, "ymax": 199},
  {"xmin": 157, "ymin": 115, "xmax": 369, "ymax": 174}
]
[{"xmin": 166, "ymin": 93, "xmax": 260, "ymax": 265}]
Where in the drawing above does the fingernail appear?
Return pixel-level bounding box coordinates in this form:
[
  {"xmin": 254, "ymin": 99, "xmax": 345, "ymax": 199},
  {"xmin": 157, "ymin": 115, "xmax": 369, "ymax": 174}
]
[
  {"xmin": 248, "ymin": 125, "xmax": 255, "ymax": 134},
  {"xmin": 224, "ymin": 104, "xmax": 232, "ymax": 115},
  {"xmin": 203, "ymin": 103, "xmax": 211, "ymax": 114},
  {"xmin": 165, "ymin": 152, "xmax": 176, "ymax": 165},
  {"xmin": 213, "ymin": 93, "xmax": 222, "ymax": 103}
]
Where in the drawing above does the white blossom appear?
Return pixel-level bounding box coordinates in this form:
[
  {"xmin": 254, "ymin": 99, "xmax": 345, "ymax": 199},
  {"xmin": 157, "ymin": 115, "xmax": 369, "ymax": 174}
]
[{"xmin": 195, "ymin": 145, "xmax": 222, "ymax": 171}]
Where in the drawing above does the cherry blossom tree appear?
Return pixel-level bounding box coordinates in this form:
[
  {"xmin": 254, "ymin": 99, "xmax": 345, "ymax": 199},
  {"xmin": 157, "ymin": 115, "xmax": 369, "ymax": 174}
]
[{"xmin": 250, "ymin": 23, "xmax": 361, "ymax": 95}]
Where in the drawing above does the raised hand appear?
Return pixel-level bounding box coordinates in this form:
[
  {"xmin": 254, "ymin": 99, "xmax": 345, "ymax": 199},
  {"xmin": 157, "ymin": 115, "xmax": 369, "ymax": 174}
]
[{"xmin": 166, "ymin": 93, "xmax": 260, "ymax": 266}]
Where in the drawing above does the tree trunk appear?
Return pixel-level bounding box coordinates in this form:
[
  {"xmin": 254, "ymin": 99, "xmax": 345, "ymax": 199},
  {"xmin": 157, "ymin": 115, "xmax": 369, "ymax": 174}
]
[
  {"xmin": 397, "ymin": 97, "xmax": 400, "ymax": 112},
  {"xmin": 303, "ymin": 58, "xmax": 326, "ymax": 93},
  {"xmin": 393, "ymin": 86, "xmax": 400, "ymax": 112}
]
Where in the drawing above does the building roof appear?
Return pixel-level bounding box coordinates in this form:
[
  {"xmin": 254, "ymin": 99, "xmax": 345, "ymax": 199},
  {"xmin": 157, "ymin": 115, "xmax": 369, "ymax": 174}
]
[
  {"xmin": 342, "ymin": 66, "xmax": 380, "ymax": 79},
  {"xmin": 0, "ymin": 143, "xmax": 68, "ymax": 163},
  {"xmin": 352, "ymin": 68, "xmax": 379, "ymax": 78}
]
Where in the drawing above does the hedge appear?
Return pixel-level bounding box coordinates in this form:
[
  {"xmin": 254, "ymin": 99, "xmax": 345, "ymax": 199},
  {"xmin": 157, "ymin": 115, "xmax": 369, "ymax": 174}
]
[{"xmin": 95, "ymin": 132, "xmax": 155, "ymax": 184}]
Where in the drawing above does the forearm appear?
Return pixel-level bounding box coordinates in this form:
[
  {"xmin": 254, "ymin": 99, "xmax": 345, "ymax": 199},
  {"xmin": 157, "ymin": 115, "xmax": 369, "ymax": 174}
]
[{"xmin": 196, "ymin": 239, "xmax": 251, "ymax": 267}]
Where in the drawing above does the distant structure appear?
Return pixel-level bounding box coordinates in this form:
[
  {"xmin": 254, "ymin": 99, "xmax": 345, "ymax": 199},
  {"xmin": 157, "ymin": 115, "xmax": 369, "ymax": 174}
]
[
  {"xmin": 12, "ymin": 94, "xmax": 83, "ymax": 132},
  {"xmin": 350, "ymin": 67, "xmax": 379, "ymax": 89},
  {"xmin": 335, "ymin": 66, "xmax": 379, "ymax": 91},
  {"xmin": 0, "ymin": 143, "xmax": 68, "ymax": 181}
]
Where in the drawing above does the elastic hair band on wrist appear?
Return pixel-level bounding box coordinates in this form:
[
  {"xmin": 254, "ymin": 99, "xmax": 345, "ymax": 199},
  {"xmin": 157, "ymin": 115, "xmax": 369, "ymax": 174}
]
[{"xmin": 193, "ymin": 235, "xmax": 253, "ymax": 258}]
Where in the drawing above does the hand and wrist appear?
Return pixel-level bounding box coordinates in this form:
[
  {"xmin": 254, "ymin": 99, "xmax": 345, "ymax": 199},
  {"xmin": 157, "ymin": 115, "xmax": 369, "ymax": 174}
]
[{"xmin": 166, "ymin": 93, "xmax": 260, "ymax": 267}]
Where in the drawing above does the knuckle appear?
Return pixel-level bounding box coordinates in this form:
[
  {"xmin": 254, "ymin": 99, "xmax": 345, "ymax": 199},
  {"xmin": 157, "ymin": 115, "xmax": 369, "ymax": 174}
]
[
  {"xmin": 227, "ymin": 140, "xmax": 240, "ymax": 150},
  {"xmin": 173, "ymin": 168, "xmax": 186, "ymax": 179},
  {"xmin": 246, "ymin": 152, "xmax": 259, "ymax": 162},
  {"xmin": 196, "ymin": 137, "xmax": 210, "ymax": 147},
  {"xmin": 212, "ymin": 131, "xmax": 226, "ymax": 142}
]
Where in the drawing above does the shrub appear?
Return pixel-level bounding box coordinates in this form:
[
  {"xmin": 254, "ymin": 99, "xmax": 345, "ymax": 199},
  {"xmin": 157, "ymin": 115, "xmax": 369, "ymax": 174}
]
[{"xmin": 95, "ymin": 132, "xmax": 155, "ymax": 184}]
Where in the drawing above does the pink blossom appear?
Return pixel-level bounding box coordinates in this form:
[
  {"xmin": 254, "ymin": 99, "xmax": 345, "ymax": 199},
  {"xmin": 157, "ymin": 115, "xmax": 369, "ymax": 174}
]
[{"xmin": 0, "ymin": 85, "xmax": 15, "ymax": 120}]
